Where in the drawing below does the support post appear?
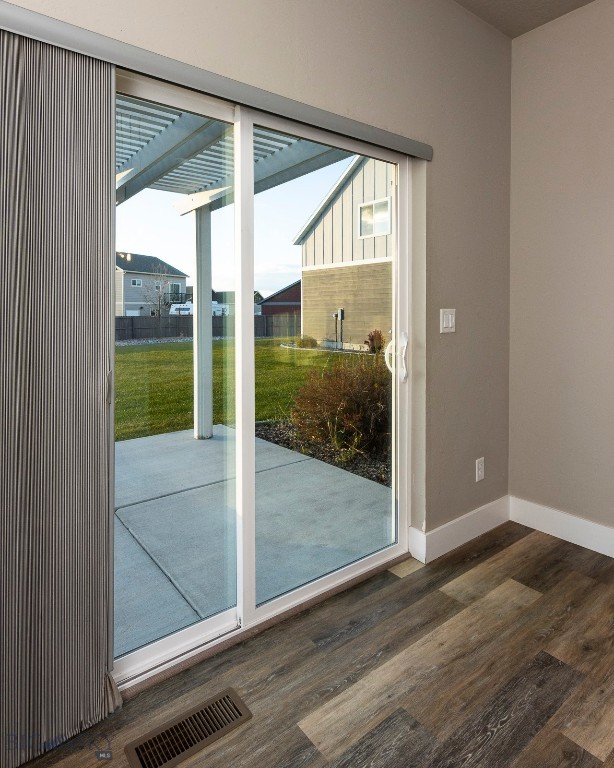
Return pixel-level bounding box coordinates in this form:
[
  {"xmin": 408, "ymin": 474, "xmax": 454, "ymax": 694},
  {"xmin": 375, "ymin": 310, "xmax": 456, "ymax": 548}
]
[{"xmin": 194, "ymin": 205, "xmax": 213, "ymax": 438}]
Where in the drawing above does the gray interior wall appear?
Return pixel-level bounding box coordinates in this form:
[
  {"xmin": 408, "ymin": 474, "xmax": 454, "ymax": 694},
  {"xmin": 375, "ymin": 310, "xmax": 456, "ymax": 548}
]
[
  {"xmin": 0, "ymin": 30, "xmax": 116, "ymax": 768},
  {"xmin": 510, "ymin": 0, "xmax": 614, "ymax": 528},
  {"xmin": 3, "ymin": 0, "xmax": 512, "ymax": 531}
]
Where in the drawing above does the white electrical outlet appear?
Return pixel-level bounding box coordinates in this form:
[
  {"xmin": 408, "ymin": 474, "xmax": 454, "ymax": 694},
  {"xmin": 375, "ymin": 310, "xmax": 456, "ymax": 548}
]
[{"xmin": 476, "ymin": 457, "xmax": 485, "ymax": 482}]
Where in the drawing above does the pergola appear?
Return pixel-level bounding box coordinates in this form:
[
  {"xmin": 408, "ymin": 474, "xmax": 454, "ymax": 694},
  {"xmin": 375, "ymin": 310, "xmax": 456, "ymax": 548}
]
[{"xmin": 115, "ymin": 94, "xmax": 353, "ymax": 438}]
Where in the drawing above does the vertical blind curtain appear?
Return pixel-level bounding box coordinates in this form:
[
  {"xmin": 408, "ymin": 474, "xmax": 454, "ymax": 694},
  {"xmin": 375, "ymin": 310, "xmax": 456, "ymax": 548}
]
[{"xmin": 0, "ymin": 30, "xmax": 117, "ymax": 768}]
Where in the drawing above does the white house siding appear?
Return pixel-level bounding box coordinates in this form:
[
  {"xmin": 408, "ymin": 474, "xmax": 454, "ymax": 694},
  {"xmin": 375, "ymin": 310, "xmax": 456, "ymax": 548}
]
[
  {"xmin": 115, "ymin": 270, "xmax": 125, "ymax": 316},
  {"xmin": 301, "ymin": 157, "xmax": 394, "ymax": 268}
]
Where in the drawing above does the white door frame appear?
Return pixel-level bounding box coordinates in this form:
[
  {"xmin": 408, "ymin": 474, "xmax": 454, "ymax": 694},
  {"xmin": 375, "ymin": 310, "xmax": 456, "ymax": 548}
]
[{"xmin": 112, "ymin": 74, "xmax": 413, "ymax": 689}]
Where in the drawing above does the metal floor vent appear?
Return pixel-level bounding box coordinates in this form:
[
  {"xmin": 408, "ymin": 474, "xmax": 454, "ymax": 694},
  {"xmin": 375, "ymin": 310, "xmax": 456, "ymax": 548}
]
[{"xmin": 124, "ymin": 688, "xmax": 252, "ymax": 768}]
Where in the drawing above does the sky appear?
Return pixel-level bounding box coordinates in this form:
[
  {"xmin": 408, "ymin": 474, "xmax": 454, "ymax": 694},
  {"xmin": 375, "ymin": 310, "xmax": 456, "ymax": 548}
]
[{"xmin": 115, "ymin": 157, "xmax": 354, "ymax": 298}]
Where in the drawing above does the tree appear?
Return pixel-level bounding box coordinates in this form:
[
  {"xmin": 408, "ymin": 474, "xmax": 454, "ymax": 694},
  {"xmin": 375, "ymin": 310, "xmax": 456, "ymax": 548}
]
[{"xmin": 142, "ymin": 270, "xmax": 174, "ymax": 316}]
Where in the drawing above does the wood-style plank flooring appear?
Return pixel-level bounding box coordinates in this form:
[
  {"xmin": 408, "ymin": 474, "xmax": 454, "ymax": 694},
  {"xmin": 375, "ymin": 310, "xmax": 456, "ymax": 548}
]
[{"xmin": 29, "ymin": 522, "xmax": 614, "ymax": 768}]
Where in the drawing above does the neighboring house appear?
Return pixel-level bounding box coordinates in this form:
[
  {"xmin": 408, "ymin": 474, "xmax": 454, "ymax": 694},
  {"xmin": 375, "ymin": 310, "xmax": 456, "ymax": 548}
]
[
  {"xmin": 115, "ymin": 252, "xmax": 188, "ymax": 316},
  {"xmin": 257, "ymin": 280, "xmax": 301, "ymax": 316},
  {"xmin": 294, "ymin": 156, "xmax": 394, "ymax": 349}
]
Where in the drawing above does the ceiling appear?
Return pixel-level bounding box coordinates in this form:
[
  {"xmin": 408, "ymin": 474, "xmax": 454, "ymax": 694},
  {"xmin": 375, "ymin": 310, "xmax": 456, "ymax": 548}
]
[{"xmin": 453, "ymin": 0, "xmax": 595, "ymax": 37}]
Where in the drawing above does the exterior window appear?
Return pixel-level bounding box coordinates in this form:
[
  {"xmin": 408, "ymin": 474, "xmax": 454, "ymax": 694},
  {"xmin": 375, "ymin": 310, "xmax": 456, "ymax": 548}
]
[
  {"xmin": 131, "ymin": 278, "xmax": 142, "ymax": 287},
  {"xmin": 359, "ymin": 198, "xmax": 391, "ymax": 238},
  {"xmin": 168, "ymin": 282, "xmax": 181, "ymax": 301},
  {"xmin": 154, "ymin": 281, "xmax": 162, "ymax": 291}
]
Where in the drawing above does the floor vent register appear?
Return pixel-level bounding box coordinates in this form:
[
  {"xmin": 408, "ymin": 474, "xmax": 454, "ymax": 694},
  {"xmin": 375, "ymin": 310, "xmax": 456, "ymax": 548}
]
[{"xmin": 124, "ymin": 688, "xmax": 252, "ymax": 768}]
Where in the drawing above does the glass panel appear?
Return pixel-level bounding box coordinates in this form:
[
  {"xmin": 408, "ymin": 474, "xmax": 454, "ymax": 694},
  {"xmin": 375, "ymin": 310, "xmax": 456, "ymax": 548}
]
[
  {"xmin": 373, "ymin": 199, "xmax": 390, "ymax": 235},
  {"xmin": 253, "ymin": 128, "xmax": 397, "ymax": 605},
  {"xmin": 114, "ymin": 93, "xmax": 235, "ymax": 657},
  {"xmin": 360, "ymin": 203, "xmax": 374, "ymax": 237}
]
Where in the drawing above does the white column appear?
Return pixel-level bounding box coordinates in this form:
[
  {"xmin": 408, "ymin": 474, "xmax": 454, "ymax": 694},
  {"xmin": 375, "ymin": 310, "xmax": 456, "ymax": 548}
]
[
  {"xmin": 234, "ymin": 106, "xmax": 256, "ymax": 625},
  {"xmin": 194, "ymin": 205, "xmax": 213, "ymax": 439}
]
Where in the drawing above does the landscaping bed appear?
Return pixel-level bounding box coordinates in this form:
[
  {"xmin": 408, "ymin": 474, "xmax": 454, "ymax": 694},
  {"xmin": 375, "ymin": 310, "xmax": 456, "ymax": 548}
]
[
  {"xmin": 255, "ymin": 419, "xmax": 391, "ymax": 487},
  {"xmin": 116, "ymin": 338, "xmax": 392, "ymax": 488}
]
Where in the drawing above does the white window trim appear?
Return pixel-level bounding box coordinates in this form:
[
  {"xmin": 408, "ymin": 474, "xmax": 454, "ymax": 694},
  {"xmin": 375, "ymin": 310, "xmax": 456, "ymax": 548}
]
[
  {"xmin": 130, "ymin": 278, "xmax": 142, "ymax": 287},
  {"xmin": 358, "ymin": 196, "xmax": 392, "ymax": 239}
]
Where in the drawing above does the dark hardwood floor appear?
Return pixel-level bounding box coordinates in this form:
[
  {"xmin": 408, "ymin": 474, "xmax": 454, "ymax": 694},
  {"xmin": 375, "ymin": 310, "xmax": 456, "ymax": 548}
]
[{"xmin": 28, "ymin": 522, "xmax": 613, "ymax": 767}]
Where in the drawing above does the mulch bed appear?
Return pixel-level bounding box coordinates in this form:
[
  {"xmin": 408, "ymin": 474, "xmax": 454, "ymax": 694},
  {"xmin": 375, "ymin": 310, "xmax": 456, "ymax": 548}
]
[{"xmin": 254, "ymin": 420, "xmax": 391, "ymax": 487}]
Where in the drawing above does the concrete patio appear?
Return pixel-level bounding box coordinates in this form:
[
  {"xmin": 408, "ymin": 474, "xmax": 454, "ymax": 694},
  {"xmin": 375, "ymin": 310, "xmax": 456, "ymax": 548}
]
[{"xmin": 114, "ymin": 426, "xmax": 393, "ymax": 657}]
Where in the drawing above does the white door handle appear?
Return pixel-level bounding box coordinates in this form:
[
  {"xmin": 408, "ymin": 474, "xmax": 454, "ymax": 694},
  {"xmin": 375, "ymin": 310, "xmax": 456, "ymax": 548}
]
[
  {"xmin": 383, "ymin": 334, "xmax": 409, "ymax": 381},
  {"xmin": 384, "ymin": 339, "xmax": 394, "ymax": 374},
  {"xmin": 399, "ymin": 331, "xmax": 409, "ymax": 382}
]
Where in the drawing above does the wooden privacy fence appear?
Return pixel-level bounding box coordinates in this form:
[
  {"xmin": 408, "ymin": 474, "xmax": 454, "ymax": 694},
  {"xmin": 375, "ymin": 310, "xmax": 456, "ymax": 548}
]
[
  {"xmin": 254, "ymin": 314, "xmax": 300, "ymax": 338},
  {"xmin": 115, "ymin": 315, "xmax": 193, "ymax": 340},
  {"xmin": 115, "ymin": 314, "xmax": 301, "ymax": 341}
]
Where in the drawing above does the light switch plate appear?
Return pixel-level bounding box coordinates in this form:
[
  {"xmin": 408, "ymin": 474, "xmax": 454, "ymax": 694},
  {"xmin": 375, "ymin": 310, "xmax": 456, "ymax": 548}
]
[{"xmin": 440, "ymin": 308, "xmax": 456, "ymax": 333}]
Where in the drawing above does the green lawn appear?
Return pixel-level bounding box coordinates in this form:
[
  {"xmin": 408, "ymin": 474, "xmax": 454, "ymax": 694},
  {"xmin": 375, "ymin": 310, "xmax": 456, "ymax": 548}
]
[{"xmin": 114, "ymin": 338, "xmax": 336, "ymax": 441}]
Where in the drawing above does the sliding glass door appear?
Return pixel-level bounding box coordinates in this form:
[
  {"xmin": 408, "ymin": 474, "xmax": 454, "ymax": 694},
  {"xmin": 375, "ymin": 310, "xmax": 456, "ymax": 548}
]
[
  {"xmin": 112, "ymin": 73, "xmax": 409, "ymax": 683},
  {"xmin": 252, "ymin": 127, "xmax": 398, "ymax": 605}
]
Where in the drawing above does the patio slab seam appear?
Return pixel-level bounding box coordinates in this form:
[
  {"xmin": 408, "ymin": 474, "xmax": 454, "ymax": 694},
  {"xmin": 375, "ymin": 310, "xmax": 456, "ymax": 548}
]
[
  {"xmin": 115, "ymin": 454, "xmax": 313, "ymax": 513},
  {"xmin": 115, "ymin": 428, "xmax": 393, "ymax": 654},
  {"xmin": 115, "ymin": 513, "xmax": 209, "ymax": 619}
]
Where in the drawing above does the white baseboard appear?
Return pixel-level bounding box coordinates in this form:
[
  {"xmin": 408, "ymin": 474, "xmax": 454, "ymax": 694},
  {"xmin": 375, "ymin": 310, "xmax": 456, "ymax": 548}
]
[
  {"xmin": 408, "ymin": 526, "xmax": 427, "ymax": 563},
  {"xmin": 409, "ymin": 494, "xmax": 614, "ymax": 564},
  {"xmin": 509, "ymin": 496, "xmax": 614, "ymax": 559},
  {"xmin": 409, "ymin": 495, "xmax": 510, "ymax": 564}
]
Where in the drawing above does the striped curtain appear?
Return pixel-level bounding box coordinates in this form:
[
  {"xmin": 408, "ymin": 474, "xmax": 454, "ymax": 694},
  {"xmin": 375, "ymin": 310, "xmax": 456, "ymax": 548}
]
[{"xmin": 0, "ymin": 30, "xmax": 119, "ymax": 768}]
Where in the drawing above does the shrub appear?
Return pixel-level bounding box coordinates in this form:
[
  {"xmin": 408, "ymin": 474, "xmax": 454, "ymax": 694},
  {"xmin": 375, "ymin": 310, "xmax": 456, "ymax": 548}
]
[
  {"xmin": 365, "ymin": 329, "xmax": 385, "ymax": 354},
  {"xmin": 295, "ymin": 335, "xmax": 318, "ymax": 349},
  {"xmin": 291, "ymin": 354, "xmax": 391, "ymax": 463}
]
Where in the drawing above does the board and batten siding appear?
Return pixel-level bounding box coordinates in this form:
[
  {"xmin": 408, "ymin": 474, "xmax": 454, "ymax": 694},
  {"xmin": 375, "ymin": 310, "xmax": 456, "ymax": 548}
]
[
  {"xmin": 301, "ymin": 157, "xmax": 395, "ymax": 268},
  {"xmin": 300, "ymin": 156, "xmax": 394, "ymax": 345}
]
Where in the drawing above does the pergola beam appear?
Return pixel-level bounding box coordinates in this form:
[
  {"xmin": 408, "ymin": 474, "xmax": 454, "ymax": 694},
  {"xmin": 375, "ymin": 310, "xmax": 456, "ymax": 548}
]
[
  {"xmin": 176, "ymin": 144, "xmax": 353, "ymax": 213},
  {"xmin": 116, "ymin": 114, "xmax": 229, "ymax": 205}
]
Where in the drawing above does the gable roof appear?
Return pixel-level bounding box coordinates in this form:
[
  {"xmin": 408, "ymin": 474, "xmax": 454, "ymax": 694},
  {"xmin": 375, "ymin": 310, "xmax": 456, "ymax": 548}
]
[
  {"xmin": 115, "ymin": 251, "xmax": 188, "ymax": 278},
  {"xmin": 293, "ymin": 156, "xmax": 365, "ymax": 245},
  {"xmin": 258, "ymin": 280, "xmax": 301, "ymax": 304}
]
